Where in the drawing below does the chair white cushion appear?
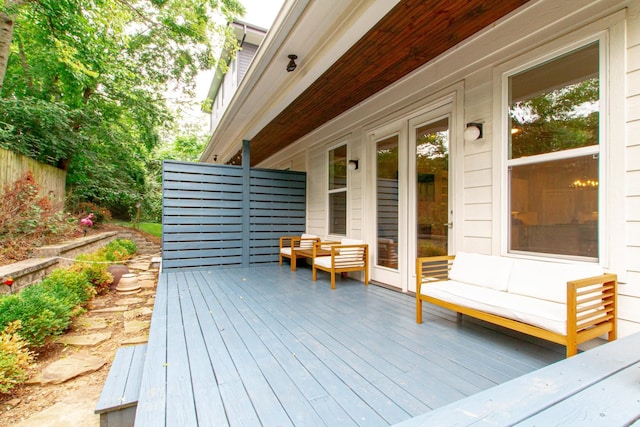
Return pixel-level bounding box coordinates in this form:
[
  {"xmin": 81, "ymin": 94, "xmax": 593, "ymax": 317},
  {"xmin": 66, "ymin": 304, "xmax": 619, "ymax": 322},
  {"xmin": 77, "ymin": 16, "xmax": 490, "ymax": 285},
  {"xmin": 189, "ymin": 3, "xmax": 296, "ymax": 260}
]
[
  {"xmin": 300, "ymin": 234, "xmax": 318, "ymax": 249},
  {"xmin": 421, "ymin": 280, "xmax": 566, "ymax": 335},
  {"xmin": 314, "ymin": 255, "xmax": 365, "ymax": 269},
  {"xmin": 280, "ymin": 247, "xmax": 293, "ymax": 256},
  {"xmin": 508, "ymin": 260, "xmax": 604, "ymax": 304},
  {"xmin": 449, "ymin": 252, "xmax": 513, "ymax": 291}
]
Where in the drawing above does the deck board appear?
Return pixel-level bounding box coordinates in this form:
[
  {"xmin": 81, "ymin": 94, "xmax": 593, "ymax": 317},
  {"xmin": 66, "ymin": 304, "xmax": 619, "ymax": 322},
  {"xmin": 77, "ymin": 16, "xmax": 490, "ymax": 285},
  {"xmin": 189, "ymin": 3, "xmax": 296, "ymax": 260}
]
[{"xmin": 135, "ymin": 265, "xmax": 567, "ymax": 426}]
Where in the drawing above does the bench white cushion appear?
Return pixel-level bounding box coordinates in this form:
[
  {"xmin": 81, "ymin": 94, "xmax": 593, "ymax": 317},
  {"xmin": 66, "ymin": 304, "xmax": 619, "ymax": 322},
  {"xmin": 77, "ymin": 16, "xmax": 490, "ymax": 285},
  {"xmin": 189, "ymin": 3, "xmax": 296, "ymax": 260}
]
[
  {"xmin": 421, "ymin": 280, "xmax": 566, "ymax": 335},
  {"xmin": 449, "ymin": 252, "xmax": 514, "ymax": 291},
  {"xmin": 280, "ymin": 247, "xmax": 293, "ymax": 256},
  {"xmin": 508, "ymin": 260, "xmax": 604, "ymax": 304}
]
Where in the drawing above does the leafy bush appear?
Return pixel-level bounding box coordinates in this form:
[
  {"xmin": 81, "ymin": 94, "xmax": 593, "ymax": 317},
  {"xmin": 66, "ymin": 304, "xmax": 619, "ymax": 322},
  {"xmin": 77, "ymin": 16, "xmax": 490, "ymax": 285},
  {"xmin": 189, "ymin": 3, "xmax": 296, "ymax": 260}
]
[
  {"xmin": 0, "ymin": 172, "xmax": 75, "ymax": 264},
  {"xmin": 101, "ymin": 239, "xmax": 137, "ymax": 262},
  {"xmin": 0, "ymin": 269, "xmax": 93, "ymax": 349},
  {"xmin": 72, "ymin": 253, "xmax": 114, "ymax": 295},
  {"xmin": 0, "ymin": 321, "xmax": 34, "ymax": 394},
  {"xmin": 70, "ymin": 239, "xmax": 136, "ymax": 295}
]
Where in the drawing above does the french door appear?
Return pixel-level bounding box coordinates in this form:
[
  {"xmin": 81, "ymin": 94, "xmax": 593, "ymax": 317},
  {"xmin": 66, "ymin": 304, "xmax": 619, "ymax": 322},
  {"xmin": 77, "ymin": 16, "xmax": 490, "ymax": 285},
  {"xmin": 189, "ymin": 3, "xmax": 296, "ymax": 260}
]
[{"xmin": 369, "ymin": 104, "xmax": 454, "ymax": 292}]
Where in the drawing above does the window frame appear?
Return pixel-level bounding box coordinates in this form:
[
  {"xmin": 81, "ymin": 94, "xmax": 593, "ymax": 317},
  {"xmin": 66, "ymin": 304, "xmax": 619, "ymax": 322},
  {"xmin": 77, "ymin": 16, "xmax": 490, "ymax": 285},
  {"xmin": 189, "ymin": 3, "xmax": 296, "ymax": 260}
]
[
  {"xmin": 327, "ymin": 142, "xmax": 348, "ymax": 236},
  {"xmin": 493, "ymin": 14, "xmax": 625, "ymax": 273}
]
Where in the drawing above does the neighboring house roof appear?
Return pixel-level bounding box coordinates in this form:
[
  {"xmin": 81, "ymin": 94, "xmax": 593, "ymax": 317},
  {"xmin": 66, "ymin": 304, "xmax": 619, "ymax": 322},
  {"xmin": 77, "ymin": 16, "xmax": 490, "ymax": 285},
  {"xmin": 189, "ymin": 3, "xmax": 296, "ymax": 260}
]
[
  {"xmin": 201, "ymin": 0, "xmax": 529, "ymax": 166},
  {"xmin": 205, "ymin": 20, "xmax": 268, "ymax": 108}
]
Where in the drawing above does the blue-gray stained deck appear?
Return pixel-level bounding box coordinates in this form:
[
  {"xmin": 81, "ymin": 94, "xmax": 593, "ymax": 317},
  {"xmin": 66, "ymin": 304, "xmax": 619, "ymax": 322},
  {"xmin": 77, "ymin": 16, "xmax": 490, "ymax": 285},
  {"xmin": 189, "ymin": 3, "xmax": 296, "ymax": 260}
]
[{"xmin": 135, "ymin": 265, "xmax": 566, "ymax": 427}]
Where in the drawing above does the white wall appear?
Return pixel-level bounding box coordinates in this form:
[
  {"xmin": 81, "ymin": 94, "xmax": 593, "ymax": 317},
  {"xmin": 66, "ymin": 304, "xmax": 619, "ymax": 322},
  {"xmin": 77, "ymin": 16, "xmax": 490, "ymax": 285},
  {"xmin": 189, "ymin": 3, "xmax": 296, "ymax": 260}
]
[{"xmin": 260, "ymin": 0, "xmax": 640, "ymax": 336}]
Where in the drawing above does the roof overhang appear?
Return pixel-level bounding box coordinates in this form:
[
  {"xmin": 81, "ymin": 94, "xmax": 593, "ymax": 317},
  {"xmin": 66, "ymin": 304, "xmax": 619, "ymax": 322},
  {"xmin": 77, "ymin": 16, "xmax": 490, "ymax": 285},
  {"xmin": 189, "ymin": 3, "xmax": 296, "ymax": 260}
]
[{"xmin": 201, "ymin": 0, "xmax": 530, "ymax": 166}]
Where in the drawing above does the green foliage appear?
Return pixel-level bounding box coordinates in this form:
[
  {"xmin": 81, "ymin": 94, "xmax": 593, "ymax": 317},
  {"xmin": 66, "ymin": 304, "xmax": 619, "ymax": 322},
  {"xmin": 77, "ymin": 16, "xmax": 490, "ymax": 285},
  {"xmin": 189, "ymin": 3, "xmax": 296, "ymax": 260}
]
[
  {"xmin": 0, "ymin": 321, "xmax": 34, "ymax": 394},
  {"xmin": 71, "ymin": 254, "xmax": 113, "ymax": 295},
  {"xmin": 108, "ymin": 239, "xmax": 137, "ymax": 256},
  {"xmin": 1, "ymin": 0, "xmax": 246, "ymax": 219},
  {"xmin": 139, "ymin": 223, "xmax": 162, "ymax": 238},
  {"xmin": 0, "ymin": 97, "xmax": 84, "ymax": 167},
  {"xmin": 510, "ymin": 78, "xmax": 599, "ymax": 158},
  {"xmin": 71, "ymin": 238, "xmax": 137, "ymax": 294},
  {"xmin": 0, "ymin": 269, "xmax": 94, "ymax": 349}
]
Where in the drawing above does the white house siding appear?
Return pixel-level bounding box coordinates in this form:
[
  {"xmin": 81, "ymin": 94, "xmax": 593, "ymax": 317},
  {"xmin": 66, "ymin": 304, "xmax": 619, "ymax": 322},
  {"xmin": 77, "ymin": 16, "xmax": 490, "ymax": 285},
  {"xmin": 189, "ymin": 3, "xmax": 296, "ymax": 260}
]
[
  {"xmin": 621, "ymin": 1, "xmax": 640, "ymax": 336},
  {"xmin": 260, "ymin": 0, "xmax": 640, "ymax": 335}
]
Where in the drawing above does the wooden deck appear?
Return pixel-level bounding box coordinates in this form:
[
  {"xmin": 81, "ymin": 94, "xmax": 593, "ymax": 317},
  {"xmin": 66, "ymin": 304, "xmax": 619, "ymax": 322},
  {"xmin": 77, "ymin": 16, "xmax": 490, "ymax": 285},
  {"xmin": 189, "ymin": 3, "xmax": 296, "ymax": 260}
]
[{"xmin": 135, "ymin": 265, "xmax": 567, "ymax": 426}]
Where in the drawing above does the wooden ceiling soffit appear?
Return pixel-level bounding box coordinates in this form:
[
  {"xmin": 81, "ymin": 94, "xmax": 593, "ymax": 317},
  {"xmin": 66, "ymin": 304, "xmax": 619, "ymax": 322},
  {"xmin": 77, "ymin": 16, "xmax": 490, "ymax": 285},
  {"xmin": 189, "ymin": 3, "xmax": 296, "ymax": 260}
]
[{"xmin": 236, "ymin": 0, "xmax": 530, "ymax": 166}]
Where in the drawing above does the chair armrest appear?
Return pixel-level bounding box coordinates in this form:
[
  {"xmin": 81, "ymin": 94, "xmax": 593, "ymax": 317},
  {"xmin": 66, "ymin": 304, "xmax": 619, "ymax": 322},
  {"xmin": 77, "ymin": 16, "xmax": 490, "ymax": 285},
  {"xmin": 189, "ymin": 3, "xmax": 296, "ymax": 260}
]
[{"xmin": 279, "ymin": 236, "xmax": 300, "ymax": 249}]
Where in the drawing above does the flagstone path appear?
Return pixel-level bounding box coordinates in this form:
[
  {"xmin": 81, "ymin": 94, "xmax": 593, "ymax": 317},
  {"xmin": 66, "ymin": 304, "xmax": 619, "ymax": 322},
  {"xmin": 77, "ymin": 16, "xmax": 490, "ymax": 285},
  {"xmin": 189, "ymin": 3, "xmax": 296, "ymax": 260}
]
[{"xmin": 0, "ymin": 250, "xmax": 160, "ymax": 426}]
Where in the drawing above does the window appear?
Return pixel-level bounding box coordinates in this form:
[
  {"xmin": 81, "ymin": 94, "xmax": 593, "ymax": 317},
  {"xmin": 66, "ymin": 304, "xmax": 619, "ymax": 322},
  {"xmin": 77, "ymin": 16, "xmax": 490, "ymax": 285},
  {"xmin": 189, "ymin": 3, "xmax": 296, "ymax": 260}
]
[
  {"xmin": 507, "ymin": 42, "xmax": 599, "ymax": 260},
  {"xmin": 328, "ymin": 144, "xmax": 347, "ymax": 235}
]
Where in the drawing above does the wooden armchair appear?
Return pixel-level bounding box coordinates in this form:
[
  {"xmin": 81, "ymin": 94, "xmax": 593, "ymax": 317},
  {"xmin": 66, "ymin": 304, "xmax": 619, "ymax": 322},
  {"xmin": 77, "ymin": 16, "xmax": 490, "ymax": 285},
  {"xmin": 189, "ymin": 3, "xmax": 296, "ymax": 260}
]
[
  {"xmin": 312, "ymin": 238, "xmax": 369, "ymax": 289},
  {"xmin": 279, "ymin": 234, "xmax": 320, "ymax": 271}
]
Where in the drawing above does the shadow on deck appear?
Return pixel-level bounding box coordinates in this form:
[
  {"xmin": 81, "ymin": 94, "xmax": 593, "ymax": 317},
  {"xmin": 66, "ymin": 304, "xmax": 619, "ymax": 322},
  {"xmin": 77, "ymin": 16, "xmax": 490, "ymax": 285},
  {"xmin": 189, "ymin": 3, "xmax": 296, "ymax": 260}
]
[{"xmin": 133, "ymin": 265, "xmax": 567, "ymax": 426}]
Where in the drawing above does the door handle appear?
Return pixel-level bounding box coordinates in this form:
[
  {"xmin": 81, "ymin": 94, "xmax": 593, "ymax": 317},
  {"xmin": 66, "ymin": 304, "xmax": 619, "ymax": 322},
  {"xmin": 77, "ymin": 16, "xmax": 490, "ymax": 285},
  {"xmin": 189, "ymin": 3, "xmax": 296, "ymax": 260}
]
[{"xmin": 444, "ymin": 222, "xmax": 453, "ymax": 229}]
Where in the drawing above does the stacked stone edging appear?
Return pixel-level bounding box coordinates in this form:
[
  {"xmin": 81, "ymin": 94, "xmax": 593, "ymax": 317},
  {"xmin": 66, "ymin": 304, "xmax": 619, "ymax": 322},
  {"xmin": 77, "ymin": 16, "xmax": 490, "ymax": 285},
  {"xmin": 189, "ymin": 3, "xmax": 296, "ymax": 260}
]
[{"xmin": 1, "ymin": 230, "xmax": 161, "ymax": 294}]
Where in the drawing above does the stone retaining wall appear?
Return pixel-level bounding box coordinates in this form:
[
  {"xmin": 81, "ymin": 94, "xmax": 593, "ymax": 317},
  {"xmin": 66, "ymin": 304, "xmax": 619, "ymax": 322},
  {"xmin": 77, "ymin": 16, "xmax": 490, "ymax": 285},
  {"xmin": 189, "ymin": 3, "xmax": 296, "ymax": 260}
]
[{"xmin": 0, "ymin": 231, "xmax": 155, "ymax": 294}]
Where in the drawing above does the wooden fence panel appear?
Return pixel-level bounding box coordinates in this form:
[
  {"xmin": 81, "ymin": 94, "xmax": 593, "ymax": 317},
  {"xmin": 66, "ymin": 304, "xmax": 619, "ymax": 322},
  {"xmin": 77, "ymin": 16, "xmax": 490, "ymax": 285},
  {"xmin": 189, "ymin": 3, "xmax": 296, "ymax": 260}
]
[{"xmin": 0, "ymin": 148, "xmax": 66, "ymax": 203}]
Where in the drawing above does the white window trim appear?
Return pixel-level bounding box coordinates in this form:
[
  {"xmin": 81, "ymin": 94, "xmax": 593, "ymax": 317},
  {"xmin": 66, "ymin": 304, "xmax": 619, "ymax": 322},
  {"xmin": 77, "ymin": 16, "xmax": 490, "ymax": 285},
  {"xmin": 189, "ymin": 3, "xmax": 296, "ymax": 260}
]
[
  {"xmin": 492, "ymin": 10, "xmax": 625, "ymax": 277},
  {"xmin": 327, "ymin": 141, "xmax": 349, "ymax": 237}
]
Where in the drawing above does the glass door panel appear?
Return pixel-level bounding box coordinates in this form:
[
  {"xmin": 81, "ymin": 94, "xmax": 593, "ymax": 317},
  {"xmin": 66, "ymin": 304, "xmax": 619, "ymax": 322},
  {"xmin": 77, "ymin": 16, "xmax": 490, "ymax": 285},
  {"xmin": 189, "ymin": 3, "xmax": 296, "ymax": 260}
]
[
  {"xmin": 376, "ymin": 135, "xmax": 399, "ymax": 269},
  {"xmin": 415, "ymin": 118, "xmax": 449, "ymax": 257}
]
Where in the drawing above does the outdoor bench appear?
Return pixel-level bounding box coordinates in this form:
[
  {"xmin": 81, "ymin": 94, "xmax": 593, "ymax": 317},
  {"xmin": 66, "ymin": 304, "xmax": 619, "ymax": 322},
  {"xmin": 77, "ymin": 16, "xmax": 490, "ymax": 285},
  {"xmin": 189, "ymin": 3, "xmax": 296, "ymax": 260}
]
[
  {"xmin": 95, "ymin": 343, "xmax": 147, "ymax": 427},
  {"xmin": 416, "ymin": 252, "xmax": 617, "ymax": 357}
]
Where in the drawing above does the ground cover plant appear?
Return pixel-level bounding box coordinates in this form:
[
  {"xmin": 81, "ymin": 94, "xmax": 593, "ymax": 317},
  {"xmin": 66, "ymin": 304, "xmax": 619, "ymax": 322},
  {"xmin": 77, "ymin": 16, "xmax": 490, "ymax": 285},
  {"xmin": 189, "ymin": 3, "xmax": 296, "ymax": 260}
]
[{"xmin": 0, "ymin": 238, "xmax": 137, "ymax": 393}]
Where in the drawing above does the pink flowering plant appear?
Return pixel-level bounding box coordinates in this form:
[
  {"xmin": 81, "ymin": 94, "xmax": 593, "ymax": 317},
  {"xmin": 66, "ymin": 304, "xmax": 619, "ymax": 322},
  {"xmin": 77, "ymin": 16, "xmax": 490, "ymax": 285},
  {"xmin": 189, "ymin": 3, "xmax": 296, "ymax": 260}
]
[{"xmin": 80, "ymin": 213, "xmax": 94, "ymax": 236}]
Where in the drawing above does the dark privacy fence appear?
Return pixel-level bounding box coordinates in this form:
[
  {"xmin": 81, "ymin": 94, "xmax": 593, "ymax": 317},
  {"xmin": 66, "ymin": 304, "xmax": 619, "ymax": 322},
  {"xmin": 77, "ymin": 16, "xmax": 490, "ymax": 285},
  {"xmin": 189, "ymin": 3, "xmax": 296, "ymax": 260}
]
[{"xmin": 162, "ymin": 160, "xmax": 306, "ymax": 270}]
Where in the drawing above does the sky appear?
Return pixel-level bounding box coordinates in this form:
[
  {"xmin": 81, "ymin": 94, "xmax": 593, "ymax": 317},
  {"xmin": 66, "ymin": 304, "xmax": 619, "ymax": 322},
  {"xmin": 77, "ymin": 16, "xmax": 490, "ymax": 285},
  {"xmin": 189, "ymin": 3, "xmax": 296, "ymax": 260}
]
[{"xmin": 177, "ymin": 0, "xmax": 285, "ymax": 136}]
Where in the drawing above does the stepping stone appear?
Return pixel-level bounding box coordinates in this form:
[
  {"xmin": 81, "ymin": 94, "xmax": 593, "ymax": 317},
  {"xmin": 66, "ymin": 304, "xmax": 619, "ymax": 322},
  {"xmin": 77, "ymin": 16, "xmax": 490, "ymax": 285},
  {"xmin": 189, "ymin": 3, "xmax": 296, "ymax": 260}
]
[
  {"xmin": 26, "ymin": 352, "xmax": 106, "ymax": 385},
  {"xmin": 124, "ymin": 320, "xmax": 150, "ymax": 334},
  {"xmin": 74, "ymin": 317, "xmax": 108, "ymax": 330},
  {"xmin": 15, "ymin": 384, "xmax": 102, "ymax": 426},
  {"xmin": 121, "ymin": 335, "xmax": 149, "ymax": 345},
  {"xmin": 91, "ymin": 306, "xmax": 128, "ymax": 313},
  {"xmin": 139, "ymin": 279, "xmax": 156, "ymax": 289},
  {"xmin": 57, "ymin": 332, "xmax": 112, "ymax": 347},
  {"xmin": 123, "ymin": 307, "xmax": 153, "ymax": 320},
  {"xmin": 90, "ymin": 299, "xmax": 108, "ymax": 308},
  {"xmin": 115, "ymin": 297, "xmax": 144, "ymax": 306},
  {"xmin": 127, "ymin": 263, "xmax": 150, "ymax": 271}
]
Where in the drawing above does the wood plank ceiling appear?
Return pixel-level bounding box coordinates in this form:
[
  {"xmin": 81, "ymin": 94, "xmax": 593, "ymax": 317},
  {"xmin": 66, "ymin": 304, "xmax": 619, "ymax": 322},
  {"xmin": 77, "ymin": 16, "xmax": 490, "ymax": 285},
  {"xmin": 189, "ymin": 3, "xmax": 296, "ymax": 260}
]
[{"xmin": 233, "ymin": 0, "xmax": 530, "ymax": 166}]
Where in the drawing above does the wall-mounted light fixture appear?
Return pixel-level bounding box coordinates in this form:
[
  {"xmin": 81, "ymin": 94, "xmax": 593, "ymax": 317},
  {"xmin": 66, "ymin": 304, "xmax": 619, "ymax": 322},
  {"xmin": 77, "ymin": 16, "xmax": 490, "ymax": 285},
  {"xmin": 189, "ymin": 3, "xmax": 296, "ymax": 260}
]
[
  {"xmin": 348, "ymin": 159, "xmax": 359, "ymax": 170},
  {"xmin": 286, "ymin": 54, "xmax": 298, "ymax": 72},
  {"xmin": 463, "ymin": 122, "xmax": 483, "ymax": 143},
  {"xmin": 213, "ymin": 154, "xmax": 218, "ymax": 162}
]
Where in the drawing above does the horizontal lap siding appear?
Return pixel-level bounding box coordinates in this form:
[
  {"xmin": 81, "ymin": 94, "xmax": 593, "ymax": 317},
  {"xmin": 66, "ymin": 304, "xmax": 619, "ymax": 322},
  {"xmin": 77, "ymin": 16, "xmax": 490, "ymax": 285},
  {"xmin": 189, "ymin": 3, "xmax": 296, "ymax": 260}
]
[{"xmin": 162, "ymin": 161, "xmax": 306, "ymax": 270}]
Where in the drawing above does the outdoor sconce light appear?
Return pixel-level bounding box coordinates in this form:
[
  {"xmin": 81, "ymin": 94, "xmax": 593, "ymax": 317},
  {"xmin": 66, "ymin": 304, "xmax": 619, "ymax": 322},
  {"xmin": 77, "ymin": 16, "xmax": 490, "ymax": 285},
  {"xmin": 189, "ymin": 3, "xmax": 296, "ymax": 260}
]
[
  {"xmin": 286, "ymin": 54, "xmax": 298, "ymax": 72},
  {"xmin": 213, "ymin": 154, "xmax": 218, "ymax": 162},
  {"xmin": 348, "ymin": 160, "xmax": 359, "ymax": 170},
  {"xmin": 464, "ymin": 122, "xmax": 483, "ymax": 143}
]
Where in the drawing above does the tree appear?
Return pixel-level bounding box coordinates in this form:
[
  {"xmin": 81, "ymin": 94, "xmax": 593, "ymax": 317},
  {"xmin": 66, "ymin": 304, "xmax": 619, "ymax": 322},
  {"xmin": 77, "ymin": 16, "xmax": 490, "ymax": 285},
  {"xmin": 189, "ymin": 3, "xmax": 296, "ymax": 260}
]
[{"xmin": 0, "ymin": 0, "xmax": 245, "ymax": 218}]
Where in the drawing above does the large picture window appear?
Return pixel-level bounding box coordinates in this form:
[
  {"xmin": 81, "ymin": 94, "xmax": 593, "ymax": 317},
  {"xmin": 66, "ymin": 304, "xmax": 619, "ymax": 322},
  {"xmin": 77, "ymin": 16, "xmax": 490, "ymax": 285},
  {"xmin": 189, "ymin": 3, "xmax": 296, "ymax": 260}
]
[
  {"xmin": 507, "ymin": 42, "xmax": 599, "ymax": 260},
  {"xmin": 328, "ymin": 144, "xmax": 347, "ymax": 235}
]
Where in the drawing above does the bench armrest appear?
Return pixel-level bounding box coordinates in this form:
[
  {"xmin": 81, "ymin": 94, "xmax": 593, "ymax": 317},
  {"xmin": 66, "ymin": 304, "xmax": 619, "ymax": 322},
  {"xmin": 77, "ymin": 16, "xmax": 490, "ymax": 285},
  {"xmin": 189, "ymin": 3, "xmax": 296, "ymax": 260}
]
[
  {"xmin": 566, "ymin": 273, "xmax": 617, "ymax": 338},
  {"xmin": 416, "ymin": 255, "xmax": 455, "ymax": 296}
]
